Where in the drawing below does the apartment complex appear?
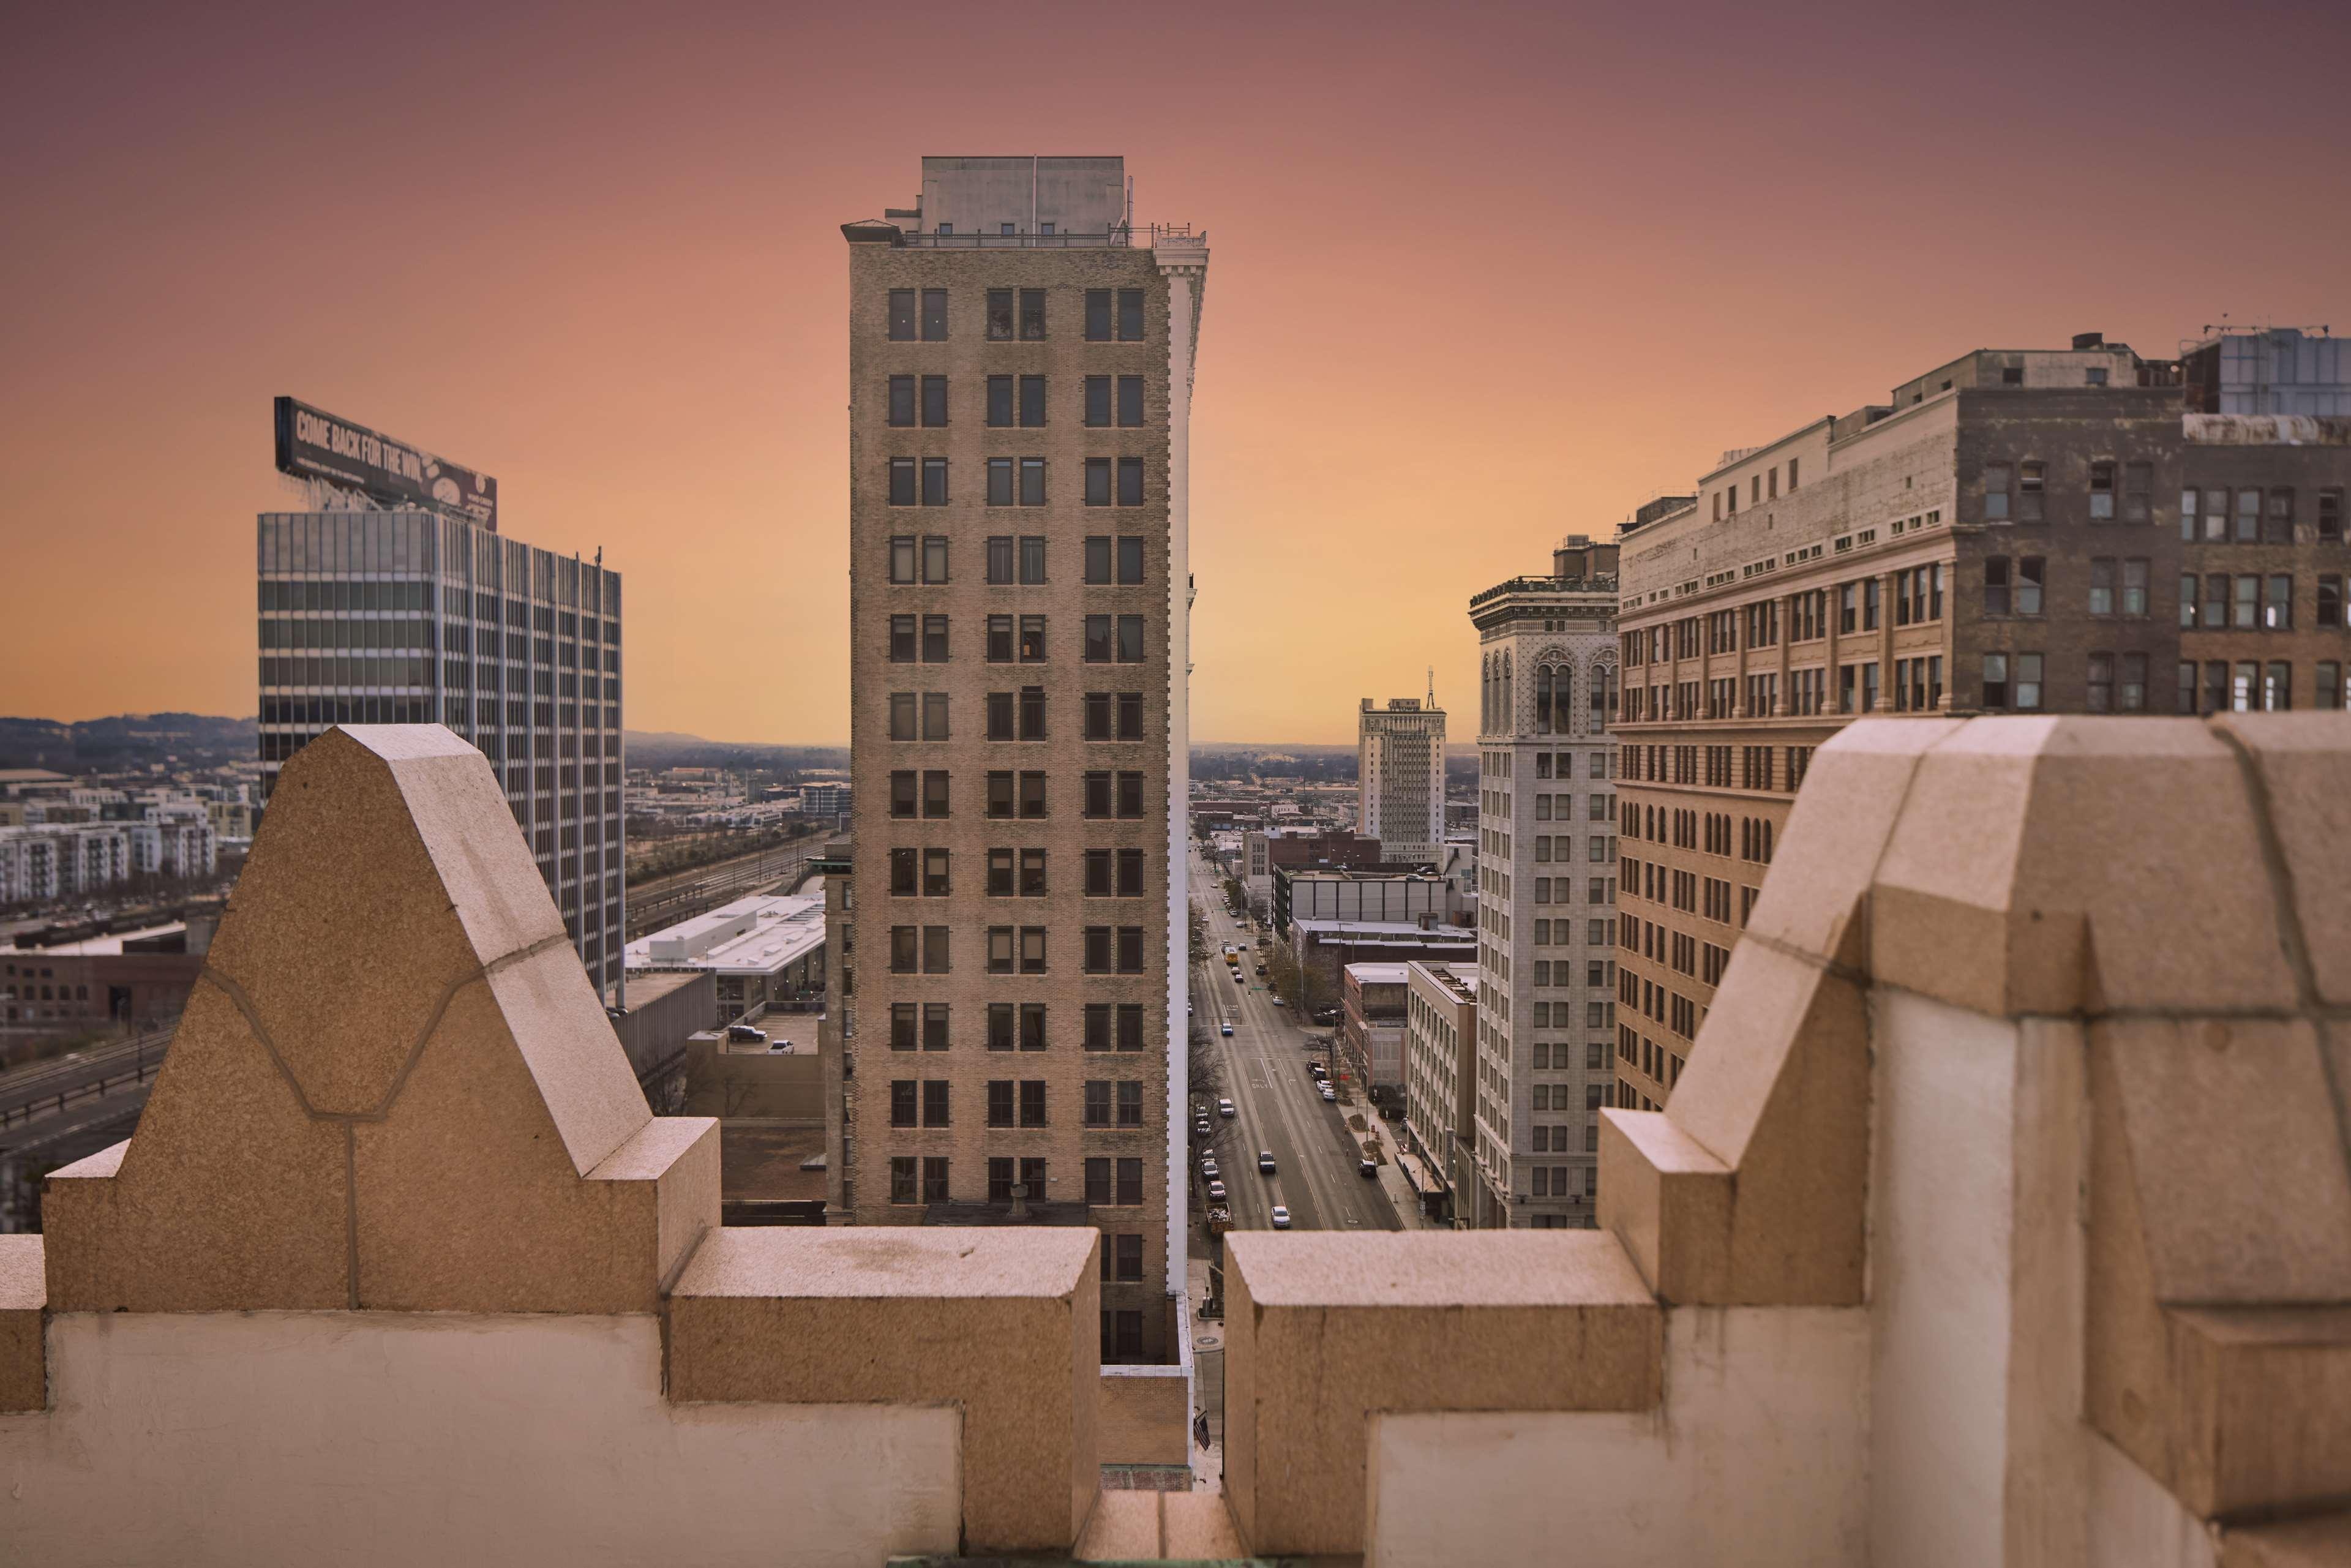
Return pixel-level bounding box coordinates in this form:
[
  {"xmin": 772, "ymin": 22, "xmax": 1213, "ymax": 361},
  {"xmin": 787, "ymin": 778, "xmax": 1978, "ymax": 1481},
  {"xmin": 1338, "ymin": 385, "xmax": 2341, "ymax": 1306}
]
[
  {"xmin": 838, "ymin": 157, "xmax": 1207, "ymax": 1364},
  {"xmin": 1464, "ymin": 536, "xmax": 1622, "ymax": 1228},
  {"xmin": 257, "ymin": 501, "xmax": 624, "ymax": 1000},
  {"xmin": 1355, "ymin": 696, "xmax": 1446, "ymax": 866},
  {"xmin": 1611, "ymin": 327, "xmax": 2351, "ymax": 1113}
]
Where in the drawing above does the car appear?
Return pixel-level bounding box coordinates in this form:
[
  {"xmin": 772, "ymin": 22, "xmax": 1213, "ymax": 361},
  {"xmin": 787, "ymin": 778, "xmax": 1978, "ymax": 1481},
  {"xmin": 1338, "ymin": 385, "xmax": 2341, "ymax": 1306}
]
[
  {"xmin": 1270, "ymin": 1206, "xmax": 1292, "ymax": 1229},
  {"xmin": 1193, "ymin": 1118, "xmax": 1210, "ymax": 1138},
  {"xmin": 1207, "ymin": 1180, "xmax": 1227, "ymax": 1201},
  {"xmin": 1308, "ymin": 1062, "xmax": 1326, "ymax": 1079},
  {"xmin": 725, "ymin": 1022, "xmax": 767, "ymax": 1045},
  {"xmin": 1200, "ymin": 1159, "xmax": 1220, "ymax": 1181},
  {"xmin": 1321, "ymin": 1086, "xmax": 1338, "ymax": 1103},
  {"xmin": 1217, "ymin": 1098, "xmax": 1236, "ymax": 1117},
  {"xmin": 1359, "ymin": 1158, "xmax": 1379, "ymax": 1177},
  {"xmin": 1258, "ymin": 1151, "xmax": 1276, "ymax": 1174},
  {"xmin": 1219, "ymin": 1022, "xmax": 1233, "ymax": 1037}
]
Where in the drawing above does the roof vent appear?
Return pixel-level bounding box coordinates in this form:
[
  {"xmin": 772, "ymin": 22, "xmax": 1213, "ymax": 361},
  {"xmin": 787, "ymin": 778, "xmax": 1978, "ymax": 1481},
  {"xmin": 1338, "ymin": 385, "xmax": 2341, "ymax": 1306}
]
[{"xmin": 2072, "ymin": 332, "xmax": 2105, "ymax": 350}]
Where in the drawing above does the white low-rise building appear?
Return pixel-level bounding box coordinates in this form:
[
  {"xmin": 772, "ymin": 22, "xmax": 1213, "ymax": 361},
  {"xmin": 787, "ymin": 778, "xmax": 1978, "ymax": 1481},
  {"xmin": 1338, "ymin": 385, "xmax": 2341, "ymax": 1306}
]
[{"xmin": 624, "ymin": 891, "xmax": 827, "ymax": 1023}]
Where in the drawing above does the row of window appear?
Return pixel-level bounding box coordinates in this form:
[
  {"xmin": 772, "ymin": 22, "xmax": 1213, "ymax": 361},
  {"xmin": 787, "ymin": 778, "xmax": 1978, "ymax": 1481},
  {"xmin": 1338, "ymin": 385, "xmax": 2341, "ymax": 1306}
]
[
  {"xmin": 888, "ymin": 1156, "xmax": 1150, "ymax": 1210},
  {"xmin": 1621, "ymin": 743, "xmax": 1812, "ymax": 794},
  {"xmin": 885, "ymin": 1077, "xmax": 1150, "ymax": 1128},
  {"xmin": 887, "ymin": 534, "xmax": 1150, "ymax": 587},
  {"xmin": 887, "ymin": 689, "xmax": 1155, "ymax": 743},
  {"xmin": 888, "ymin": 1000, "xmax": 1151, "ymax": 1053},
  {"xmin": 886, "ymin": 923, "xmax": 1154, "ymax": 975},
  {"xmin": 885, "ymin": 456, "xmax": 1148, "ymax": 508},
  {"xmin": 883, "ymin": 768, "xmax": 1146, "ymax": 819},
  {"xmin": 2178, "ymin": 487, "xmax": 2344, "ymax": 543},
  {"xmin": 886, "ymin": 373, "xmax": 1149, "ymax": 429},
  {"xmin": 888, "ymin": 846, "xmax": 1147, "ymax": 898},
  {"xmin": 885, "ymin": 614, "xmax": 1149, "ymax": 666},
  {"xmin": 886, "ymin": 287, "xmax": 1148, "ymax": 343}
]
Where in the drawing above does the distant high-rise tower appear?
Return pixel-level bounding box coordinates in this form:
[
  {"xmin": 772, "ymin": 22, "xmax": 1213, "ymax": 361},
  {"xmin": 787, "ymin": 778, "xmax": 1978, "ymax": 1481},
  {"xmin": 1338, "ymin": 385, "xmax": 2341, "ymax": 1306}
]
[
  {"xmin": 1357, "ymin": 696, "xmax": 1446, "ymax": 866},
  {"xmin": 838, "ymin": 157, "xmax": 1207, "ymax": 1365},
  {"xmin": 256, "ymin": 400, "xmax": 624, "ymax": 1000}
]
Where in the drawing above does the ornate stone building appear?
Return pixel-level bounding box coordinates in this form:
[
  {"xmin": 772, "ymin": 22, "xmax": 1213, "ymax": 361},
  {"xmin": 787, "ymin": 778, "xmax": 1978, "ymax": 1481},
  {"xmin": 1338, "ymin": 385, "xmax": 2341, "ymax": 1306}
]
[{"xmin": 1464, "ymin": 536, "xmax": 1620, "ymax": 1227}]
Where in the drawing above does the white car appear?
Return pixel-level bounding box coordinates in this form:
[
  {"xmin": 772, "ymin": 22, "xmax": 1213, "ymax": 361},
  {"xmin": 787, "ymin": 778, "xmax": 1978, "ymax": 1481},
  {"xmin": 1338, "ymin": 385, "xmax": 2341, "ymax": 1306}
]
[
  {"xmin": 1220, "ymin": 1023, "xmax": 1233, "ymax": 1037},
  {"xmin": 1218, "ymin": 1098, "xmax": 1237, "ymax": 1117},
  {"xmin": 1321, "ymin": 1085, "xmax": 1338, "ymax": 1103},
  {"xmin": 1207, "ymin": 1180, "xmax": 1228, "ymax": 1201},
  {"xmin": 1201, "ymin": 1159, "xmax": 1220, "ymax": 1181},
  {"xmin": 1270, "ymin": 1206, "xmax": 1292, "ymax": 1229}
]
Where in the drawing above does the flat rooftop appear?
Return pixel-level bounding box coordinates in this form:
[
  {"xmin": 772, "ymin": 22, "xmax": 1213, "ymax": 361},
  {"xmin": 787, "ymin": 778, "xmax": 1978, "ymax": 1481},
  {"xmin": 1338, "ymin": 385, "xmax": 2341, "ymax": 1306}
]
[{"xmin": 625, "ymin": 892, "xmax": 825, "ymax": 977}]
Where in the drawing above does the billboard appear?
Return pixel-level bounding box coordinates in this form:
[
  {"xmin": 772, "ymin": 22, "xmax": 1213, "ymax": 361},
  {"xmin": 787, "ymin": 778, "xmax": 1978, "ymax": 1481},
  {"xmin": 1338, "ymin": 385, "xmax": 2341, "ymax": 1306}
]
[{"xmin": 273, "ymin": 397, "xmax": 498, "ymax": 530}]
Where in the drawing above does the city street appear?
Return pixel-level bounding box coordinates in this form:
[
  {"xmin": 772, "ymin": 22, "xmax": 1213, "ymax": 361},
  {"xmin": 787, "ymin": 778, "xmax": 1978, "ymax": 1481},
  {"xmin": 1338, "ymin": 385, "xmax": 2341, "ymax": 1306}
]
[{"xmin": 1187, "ymin": 844, "xmax": 1399, "ymax": 1237}]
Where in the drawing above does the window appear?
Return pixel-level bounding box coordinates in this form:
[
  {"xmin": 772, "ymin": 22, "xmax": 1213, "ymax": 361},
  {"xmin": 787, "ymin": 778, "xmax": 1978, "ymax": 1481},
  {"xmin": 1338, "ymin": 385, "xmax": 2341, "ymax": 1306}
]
[
  {"xmin": 1019, "ymin": 374, "xmax": 1046, "ymax": 427},
  {"xmin": 1021, "ymin": 1079, "xmax": 1048, "ymax": 1127},
  {"xmin": 923, "ymin": 536, "xmax": 949, "ymax": 583},
  {"xmin": 986, "ymin": 536, "xmax": 1014, "ymax": 583},
  {"xmin": 2120, "ymin": 652, "xmax": 2147, "ymax": 712},
  {"xmin": 2121, "ymin": 559, "xmax": 2148, "ymax": 617},
  {"xmin": 1984, "ymin": 557, "xmax": 2012, "ymax": 615},
  {"xmin": 1084, "ymin": 290, "xmax": 1113, "ymax": 341},
  {"xmin": 1020, "ymin": 849, "xmax": 1047, "ymax": 897},
  {"xmin": 2087, "ymin": 653, "xmax": 2114, "ymax": 713},
  {"xmin": 1084, "ymin": 615, "xmax": 1112, "ymax": 662},
  {"xmin": 2267, "ymin": 489, "xmax": 2295, "ymax": 544},
  {"xmin": 1983, "ymin": 463, "xmax": 2011, "ymax": 522},
  {"xmin": 2017, "ymin": 558, "xmax": 2044, "ymax": 615},
  {"xmin": 888, "ymin": 375, "xmax": 916, "ymax": 426},
  {"xmin": 2319, "ymin": 662, "xmax": 2345, "ymax": 711},
  {"xmin": 2319, "ymin": 575, "xmax": 2344, "ymax": 628},
  {"xmin": 1117, "ymin": 615, "xmax": 1144, "ymax": 662},
  {"xmin": 1020, "ymin": 770, "xmax": 1048, "ymax": 818},
  {"xmin": 1118, "ymin": 457, "xmax": 1144, "ymax": 506},
  {"xmin": 890, "ymin": 1157, "xmax": 917, "ymax": 1203},
  {"xmin": 1983, "ymin": 653, "xmax": 2010, "ymax": 710},
  {"xmin": 889, "ymin": 614, "xmax": 917, "ymax": 662},
  {"xmin": 2015, "ymin": 653, "xmax": 2044, "ymax": 711},
  {"xmin": 1019, "ymin": 535, "xmax": 1047, "ymax": 583},
  {"xmin": 986, "ymin": 459, "xmax": 1013, "ymax": 507},
  {"xmin": 890, "ymin": 770, "xmax": 917, "ymax": 818},
  {"xmin": 987, "ymin": 375, "xmax": 1014, "ymax": 427},
  {"xmin": 2320, "ymin": 490, "xmax": 2343, "ymax": 541},
  {"xmin": 1118, "ymin": 288, "xmax": 1144, "ymax": 340},
  {"xmin": 889, "ymin": 459, "xmax": 917, "ymax": 506},
  {"xmin": 2089, "ymin": 461, "xmax": 2116, "ymax": 520},
  {"xmin": 887, "ymin": 290, "xmax": 917, "ymax": 341},
  {"xmin": 1084, "ymin": 457, "xmax": 1112, "ymax": 506},
  {"xmin": 920, "ymin": 459, "xmax": 948, "ymax": 506},
  {"xmin": 2123, "ymin": 462, "xmax": 2151, "ymax": 523},
  {"xmin": 921, "ymin": 692, "xmax": 948, "ymax": 740},
  {"xmin": 986, "ymin": 771, "xmax": 1015, "ymax": 819},
  {"xmin": 1084, "ymin": 1081, "xmax": 1111, "ymax": 1125},
  {"xmin": 1020, "ymin": 459, "xmax": 1047, "ymax": 506},
  {"xmin": 2089, "ymin": 559, "xmax": 2115, "ymax": 617},
  {"xmin": 2236, "ymin": 489, "xmax": 2262, "ymax": 542},
  {"xmin": 986, "ymin": 289, "xmax": 1013, "ymax": 340},
  {"xmin": 986, "ymin": 615, "xmax": 1013, "ymax": 663},
  {"xmin": 1019, "ymin": 289, "xmax": 1045, "ymax": 340},
  {"xmin": 1019, "ymin": 615, "xmax": 1046, "ymax": 662},
  {"xmin": 2264, "ymin": 662, "xmax": 2292, "ymax": 711},
  {"xmin": 1117, "ymin": 375, "xmax": 1144, "ymax": 426},
  {"xmin": 2266, "ymin": 574, "xmax": 2293, "ymax": 630},
  {"xmin": 2019, "ymin": 462, "xmax": 2045, "ymax": 521},
  {"xmin": 923, "ymin": 770, "xmax": 948, "ymax": 817},
  {"xmin": 1083, "ymin": 376, "xmax": 1111, "ymax": 427}
]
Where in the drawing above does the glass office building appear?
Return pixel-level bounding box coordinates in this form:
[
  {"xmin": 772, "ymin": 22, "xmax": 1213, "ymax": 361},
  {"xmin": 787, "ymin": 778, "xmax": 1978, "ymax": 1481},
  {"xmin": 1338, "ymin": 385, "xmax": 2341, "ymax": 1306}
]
[{"xmin": 256, "ymin": 508, "xmax": 624, "ymax": 998}]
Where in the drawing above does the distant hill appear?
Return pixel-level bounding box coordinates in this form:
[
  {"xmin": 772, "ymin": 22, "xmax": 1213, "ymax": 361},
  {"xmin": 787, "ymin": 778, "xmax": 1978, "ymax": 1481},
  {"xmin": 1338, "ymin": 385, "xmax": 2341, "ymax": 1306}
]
[
  {"xmin": 621, "ymin": 730, "xmax": 850, "ymax": 776},
  {"xmin": 0, "ymin": 713, "xmax": 258, "ymax": 771}
]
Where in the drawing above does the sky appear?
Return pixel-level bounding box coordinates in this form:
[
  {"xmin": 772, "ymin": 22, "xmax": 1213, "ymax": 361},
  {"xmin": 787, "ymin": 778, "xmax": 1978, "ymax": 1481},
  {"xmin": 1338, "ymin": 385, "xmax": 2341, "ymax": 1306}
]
[{"xmin": 4, "ymin": 0, "xmax": 2346, "ymax": 745}]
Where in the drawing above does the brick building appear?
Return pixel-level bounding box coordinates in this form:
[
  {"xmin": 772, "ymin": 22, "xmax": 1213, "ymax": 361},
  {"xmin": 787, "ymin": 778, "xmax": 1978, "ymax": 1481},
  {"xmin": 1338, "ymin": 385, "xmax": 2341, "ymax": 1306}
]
[
  {"xmin": 1611, "ymin": 328, "xmax": 2350, "ymax": 1113},
  {"xmin": 838, "ymin": 157, "xmax": 1207, "ymax": 1364}
]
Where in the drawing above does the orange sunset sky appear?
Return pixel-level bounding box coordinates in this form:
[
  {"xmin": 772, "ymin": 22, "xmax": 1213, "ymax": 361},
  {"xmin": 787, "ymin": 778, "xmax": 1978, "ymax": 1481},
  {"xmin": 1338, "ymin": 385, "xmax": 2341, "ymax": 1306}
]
[{"xmin": 4, "ymin": 1, "xmax": 2346, "ymax": 745}]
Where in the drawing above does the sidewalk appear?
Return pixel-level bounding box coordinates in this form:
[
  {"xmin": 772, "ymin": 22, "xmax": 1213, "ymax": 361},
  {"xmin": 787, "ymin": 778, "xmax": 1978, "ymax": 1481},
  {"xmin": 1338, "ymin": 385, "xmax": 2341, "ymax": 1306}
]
[
  {"xmin": 1355, "ymin": 1105, "xmax": 1438, "ymax": 1231},
  {"xmin": 1183, "ymin": 1253, "xmax": 1224, "ymax": 1494}
]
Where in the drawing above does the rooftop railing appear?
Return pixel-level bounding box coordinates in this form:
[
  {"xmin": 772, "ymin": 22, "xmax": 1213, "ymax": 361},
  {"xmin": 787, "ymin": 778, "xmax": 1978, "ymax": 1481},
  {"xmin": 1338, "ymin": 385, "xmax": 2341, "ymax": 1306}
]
[
  {"xmin": 893, "ymin": 222, "xmax": 1205, "ymax": 249},
  {"xmin": 1468, "ymin": 572, "xmax": 1621, "ymax": 608}
]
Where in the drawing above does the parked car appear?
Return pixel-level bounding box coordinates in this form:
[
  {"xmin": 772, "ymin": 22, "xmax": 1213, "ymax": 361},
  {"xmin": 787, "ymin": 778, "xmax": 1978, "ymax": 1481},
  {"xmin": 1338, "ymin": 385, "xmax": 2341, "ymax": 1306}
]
[
  {"xmin": 1321, "ymin": 1085, "xmax": 1338, "ymax": 1103},
  {"xmin": 1359, "ymin": 1158, "xmax": 1378, "ymax": 1177},
  {"xmin": 1270, "ymin": 1206, "xmax": 1292, "ymax": 1229},
  {"xmin": 1201, "ymin": 1159, "xmax": 1220, "ymax": 1181},
  {"xmin": 725, "ymin": 1022, "xmax": 767, "ymax": 1045},
  {"xmin": 1207, "ymin": 1180, "xmax": 1228, "ymax": 1201},
  {"xmin": 1194, "ymin": 1118, "xmax": 1211, "ymax": 1138},
  {"xmin": 1218, "ymin": 1098, "xmax": 1237, "ymax": 1117},
  {"xmin": 1258, "ymin": 1151, "xmax": 1277, "ymax": 1174},
  {"xmin": 1308, "ymin": 1062, "xmax": 1327, "ymax": 1079},
  {"xmin": 1220, "ymin": 1022, "xmax": 1233, "ymax": 1037}
]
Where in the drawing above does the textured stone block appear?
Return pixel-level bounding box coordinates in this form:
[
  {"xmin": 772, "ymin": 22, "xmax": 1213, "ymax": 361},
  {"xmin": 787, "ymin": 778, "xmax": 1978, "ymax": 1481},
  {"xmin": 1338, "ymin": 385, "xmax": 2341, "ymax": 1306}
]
[
  {"xmin": 0, "ymin": 1235, "xmax": 43, "ymax": 1412},
  {"xmin": 1224, "ymin": 1231, "xmax": 1659, "ymax": 1558},
  {"xmin": 667, "ymin": 1226, "xmax": 1098, "ymax": 1553},
  {"xmin": 1599, "ymin": 1108, "xmax": 1729, "ymax": 1302}
]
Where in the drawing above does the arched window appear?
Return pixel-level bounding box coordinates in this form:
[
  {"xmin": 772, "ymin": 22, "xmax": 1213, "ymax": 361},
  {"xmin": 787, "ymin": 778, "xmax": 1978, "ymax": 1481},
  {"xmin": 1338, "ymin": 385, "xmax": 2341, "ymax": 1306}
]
[
  {"xmin": 1555, "ymin": 664, "xmax": 1573, "ymax": 732},
  {"xmin": 1592, "ymin": 661, "xmax": 1617, "ymax": 730},
  {"xmin": 1502, "ymin": 654, "xmax": 1513, "ymax": 729},
  {"xmin": 1535, "ymin": 666, "xmax": 1553, "ymax": 733},
  {"xmin": 1480, "ymin": 655, "xmax": 1493, "ymax": 731}
]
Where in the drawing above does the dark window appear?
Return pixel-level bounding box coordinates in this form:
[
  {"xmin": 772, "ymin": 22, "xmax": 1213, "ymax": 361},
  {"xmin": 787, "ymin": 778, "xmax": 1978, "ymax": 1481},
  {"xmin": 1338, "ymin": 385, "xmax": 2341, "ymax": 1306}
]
[
  {"xmin": 890, "ymin": 847, "xmax": 917, "ymax": 896},
  {"xmin": 1084, "ymin": 692, "xmax": 1112, "ymax": 739},
  {"xmin": 889, "ymin": 459, "xmax": 917, "ymax": 506},
  {"xmin": 1119, "ymin": 691, "xmax": 1142, "ymax": 738},
  {"xmin": 887, "ymin": 290, "xmax": 916, "ymax": 340},
  {"xmin": 1116, "ymin": 926, "xmax": 1144, "ymax": 973},
  {"xmin": 922, "ymin": 926, "xmax": 950, "ymax": 975},
  {"xmin": 1118, "ymin": 771, "xmax": 1144, "ymax": 817},
  {"xmin": 988, "ymin": 1080, "xmax": 1015, "ymax": 1127},
  {"xmin": 987, "ymin": 459, "xmax": 1014, "ymax": 507},
  {"xmin": 1118, "ymin": 848, "xmax": 1144, "ymax": 896},
  {"xmin": 986, "ymin": 771, "xmax": 1014, "ymax": 819},
  {"xmin": 1117, "ymin": 1080, "xmax": 1143, "ymax": 1125},
  {"xmin": 1084, "ymin": 290, "xmax": 1112, "ymax": 341},
  {"xmin": 1085, "ymin": 615, "xmax": 1112, "ymax": 662},
  {"xmin": 920, "ymin": 289, "xmax": 947, "ymax": 341},
  {"xmin": 1019, "ymin": 615, "xmax": 1046, "ymax": 662},
  {"xmin": 1117, "ymin": 1004, "xmax": 1144, "ymax": 1052},
  {"xmin": 921, "ymin": 375, "xmax": 948, "ymax": 427},
  {"xmin": 1084, "ymin": 1005, "xmax": 1112, "ymax": 1052},
  {"xmin": 1117, "ymin": 615, "xmax": 1144, "ymax": 662},
  {"xmin": 1117, "ymin": 376, "xmax": 1144, "ymax": 427},
  {"xmin": 1984, "ymin": 557, "xmax": 2011, "ymax": 616},
  {"xmin": 1085, "ymin": 1158, "xmax": 1112, "ymax": 1204},
  {"xmin": 1020, "ymin": 848, "xmax": 1048, "ymax": 896},
  {"xmin": 1117, "ymin": 1157, "xmax": 1143, "ymax": 1206},
  {"xmin": 1085, "ymin": 458, "xmax": 1112, "ymax": 507},
  {"xmin": 890, "ymin": 770, "xmax": 917, "ymax": 817},
  {"xmin": 988, "ymin": 848, "xmax": 1014, "ymax": 896},
  {"xmin": 890, "ymin": 1079, "xmax": 917, "ymax": 1126},
  {"xmin": 891, "ymin": 1003, "xmax": 917, "ymax": 1051},
  {"xmin": 986, "ymin": 536, "xmax": 1014, "ymax": 583},
  {"xmin": 891, "ymin": 1157, "xmax": 917, "ymax": 1203},
  {"xmin": 1020, "ymin": 1079, "xmax": 1047, "ymax": 1127},
  {"xmin": 1084, "ymin": 849, "xmax": 1112, "ymax": 897},
  {"xmin": 987, "ymin": 692, "xmax": 1013, "ymax": 740},
  {"xmin": 923, "ymin": 615, "xmax": 948, "ymax": 661},
  {"xmin": 923, "ymin": 770, "xmax": 950, "ymax": 817},
  {"xmin": 1019, "ymin": 288, "xmax": 1046, "ymax": 340},
  {"xmin": 1117, "ymin": 457, "xmax": 1144, "ymax": 506},
  {"xmin": 1085, "ymin": 536, "xmax": 1114, "ymax": 583},
  {"xmin": 1084, "ymin": 926, "xmax": 1112, "ymax": 972},
  {"xmin": 888, "ymin": 375, "xmax": 916, "ymax": 426},
  {"xmin": 890, "ymin": 614, "xmax": 917, "ymax": 662},
  {"xmin": 1021, "ymin": 536, "xmax": 1047, "ymax": 583},
  {"xmin": 1084, "ymin": 376, "xmax": 1112, "ymax": 426},
  {"xmin": 1084, "ymin": 1080, "xmax": 1111, "ymax": 1125},
  {"xmin": 1019, "ymin": 375, "xmax": 1047, "ymax": 427},
  {"xmin": 1020, "ymin": 459, "xmax": 1048, "ymax": 506},
  {"xmin": 1019, "ymin": 770, "xmax": 1048, "ymax": 818},
  {"xmin": 986, "ymin": 290, "xmax": 1013, "ymax": 340},
  {"xmin": 921, "ymin": 458, "xmax": 948, "ymax": 506},
  {"xmin": 1084, "ymin": 770, "xmax": 1112, "ymax": 818},
  {"xmin": 1021, "ymin": 1002, "xmax": 1047, "ymax": 1051},
  {"xmin": 923, "ymin": 1156, "xmax": 949, "ymax": 1199},
  {"xmin": 987, "ymin": 615, "xmax": 1013, "ymax": 662},
  {"xmin": 987, "ymin": 376, "xmax": 1014, "ymax": 427},
  {"xmin": 1117, "ymin": 288, "xmax": 1144, "ymax": 340}
]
